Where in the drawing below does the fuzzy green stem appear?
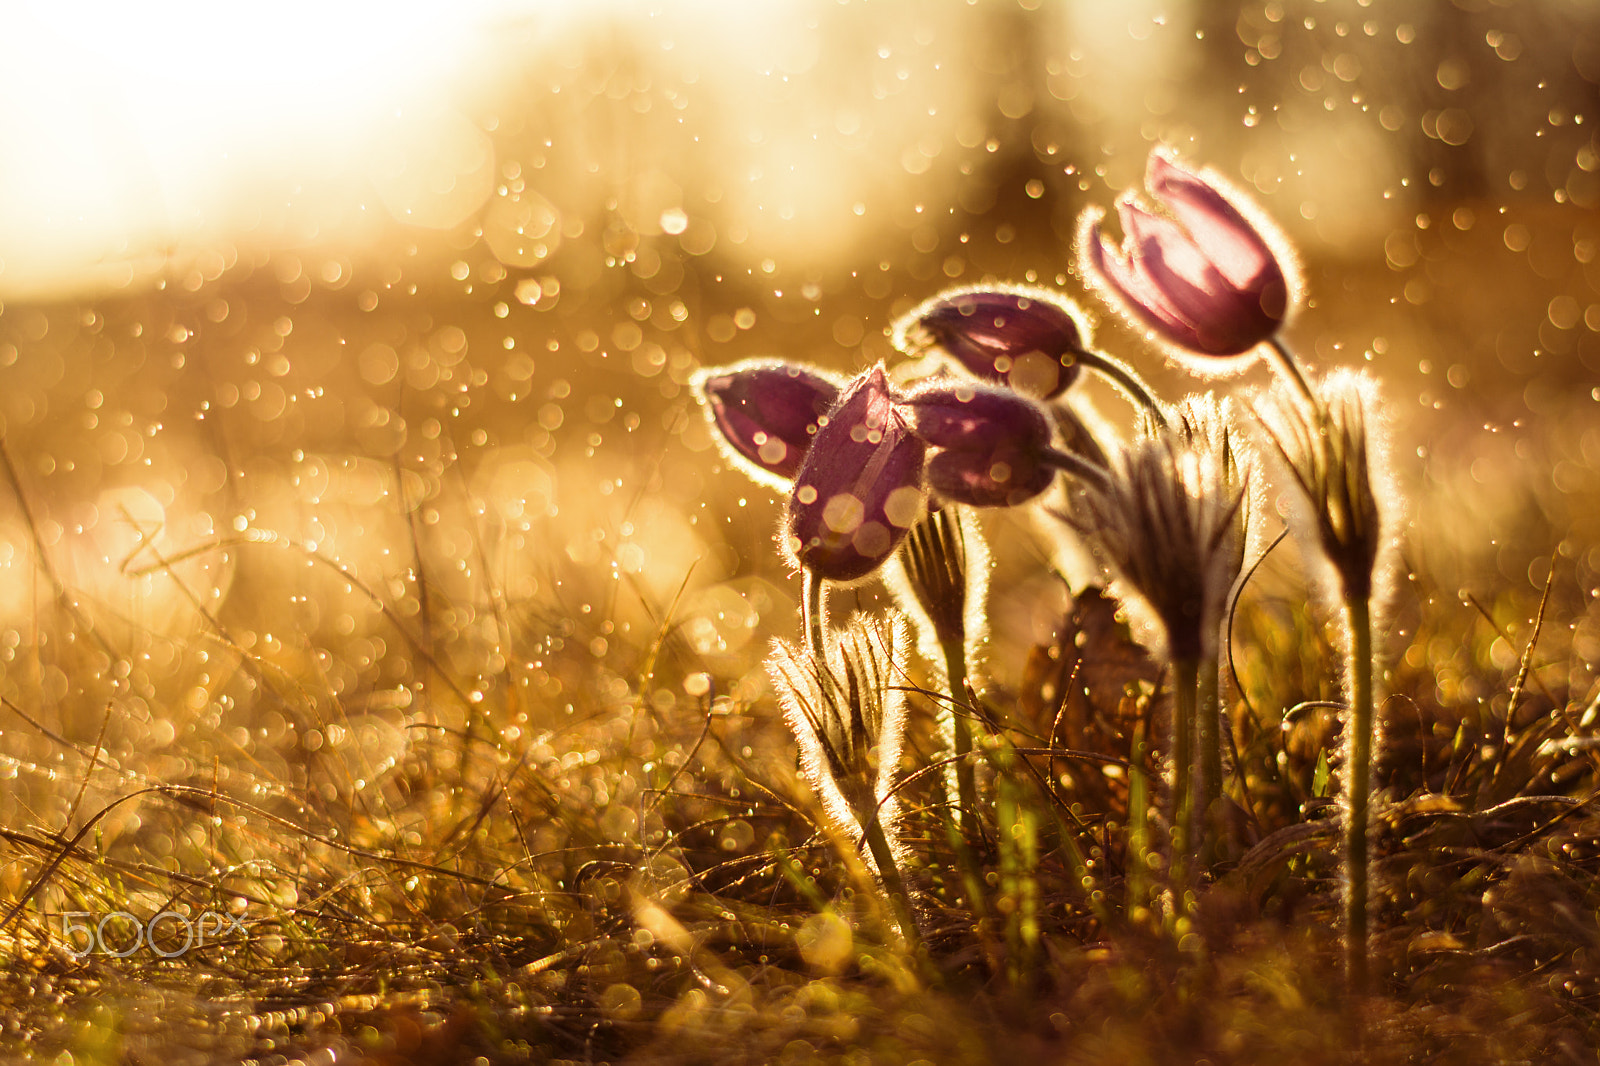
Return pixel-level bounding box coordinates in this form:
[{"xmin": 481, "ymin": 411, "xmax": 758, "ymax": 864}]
[
  {"xmin": 803, "ymin": 567, "xmax": 827, "ymax": 658},
  {"xmin": 1126, "ymin": 720, "xmax": 1152, "ymax": 921},
  {"xmin": 942, "ymin": 639, "xmax": 981, "ymax": 832},
  {"xmin": 1078, "ymin": 349, "xmax": 1169, "ymax": 426},
  {"xmin": 1195, "ymin": 653, "xmax": 1224, "ymax": 865},
  {"xmin": 1264, "ymin": 336, "xmax": 1318, "ymax": 409},
  {"xmin": 1041, "ymin": 448, "xmax": 1111, "ymax": 493},
  {"xmin": 861, "ymin": 809, "xmax": 921, "ymax": 953},
  {"xmin": 1170, "ymin": 655, "xmax": 1200, "ymax": 901},
  {"xmin": 1343, "ymin": 591, "xmax": 1374, "ymax": 1001}
]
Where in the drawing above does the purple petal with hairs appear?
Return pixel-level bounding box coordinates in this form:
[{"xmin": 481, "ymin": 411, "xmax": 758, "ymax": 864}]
[
  {"xmin": 893, "ymin": 285, "xmax": 1088, "ymax": 398},
  {"xmin": 785, "ymin": 366, "xmax": 926, "ymax": 582},
  {"xmin": 906, "ymin": 382, "xmax": 1059, "ymax": 507},
  {"xmin": 693, "ymin": 360, "xmax": 842, "ymax": 486}
]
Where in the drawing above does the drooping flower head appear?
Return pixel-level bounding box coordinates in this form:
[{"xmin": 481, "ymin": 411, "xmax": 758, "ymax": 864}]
[
  {"xmin": 691, "ymin": 359, "xmax": 843, "ymax": 489},
  {"xmin": 1078, "ymin": 148, "xmax": 1301, "ymax": 364},
  {"xmin": 891, "ymin": 283, "xmax": 1092, "ymax": 399},
  {"xmin": 783, "ymin": 366, "xmax": 927, "ymax": 582},
  {"xmin": 696, "ymin": 358, "xmax": 1077, "ymax": 584},
  {"xmin": 903, "ymin": 380, "xmax": 1063, "ymax": 508}
]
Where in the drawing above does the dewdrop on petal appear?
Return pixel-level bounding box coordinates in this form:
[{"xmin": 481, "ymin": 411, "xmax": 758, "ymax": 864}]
[
  {"xmin": 784, "ymin": 366, "xmax": 926, "ymax": 582},
  {"xmin": 892, "ymin": 283, "xmax": 1092, "ymax": 399},
  {"xmin": 692, "ymin": 358, "xmax": 844, "ymax": 489}
]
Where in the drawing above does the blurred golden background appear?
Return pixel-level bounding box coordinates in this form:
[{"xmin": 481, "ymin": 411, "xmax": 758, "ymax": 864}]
[{"xmin": 0, "ymin": 0, "xmax": 1597, "ymax": 834}]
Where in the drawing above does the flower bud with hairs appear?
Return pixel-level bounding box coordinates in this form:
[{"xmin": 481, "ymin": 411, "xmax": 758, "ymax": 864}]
[
  {"xmin": 783, "ymin": 366, "xmax": 928, "ymax": 583},
  {"xmin": 892, "ymin": 283, "xmax": 1090, "ymax": 399},
  {"xmin": 1253, "ymin": 367, "xmax": 1397, "ymax": 995},
  {"xmin": 1078, "ymin": 147, "xmax": 1301, "ymax": 367},
  {"xmin": 904, "ymin": 381, "xmax": 1063, "ymax": 508},
  {"xmin": 691, "ymin": 359, "xmax": 844, "ymax": 489}
]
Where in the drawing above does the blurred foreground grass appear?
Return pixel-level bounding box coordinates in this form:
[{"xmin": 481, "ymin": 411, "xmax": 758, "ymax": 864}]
[{"xmin": 0, "ymin": 248, "xmax": 1596, "ymax": 1064}]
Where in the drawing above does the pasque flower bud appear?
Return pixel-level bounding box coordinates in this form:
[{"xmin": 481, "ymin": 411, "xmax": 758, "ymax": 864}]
[
  {"xmin": 904, "ymin": 381, "xmax": 1059, "ymax": 507},
  {"xmin": 892, "ymin": 284, "xmax": 1091, "ymax": 399},
  {"xmin": 784, "ymin": 366, "xmax": 927, "ymax": 582},
  {"xmin": 692, "ymin": 359, "xmax": 842, "ymax": 487},
  {"xmin": 1078, "ymin": 148, "xmax": 1299, "ymax": 358}
]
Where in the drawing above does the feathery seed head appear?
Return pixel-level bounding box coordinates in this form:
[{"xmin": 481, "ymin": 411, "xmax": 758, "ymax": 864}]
[
  {"xmin": 768, "ymin": 611, "xmax": 912, "ymax": 840},
  {"xmin": 1254, "ymin": 368, "xmax": 1391, "ymax": 605},
  {"xmin": 1074, "ymin": 395, "xmax": 1253, "ymax": 661}
]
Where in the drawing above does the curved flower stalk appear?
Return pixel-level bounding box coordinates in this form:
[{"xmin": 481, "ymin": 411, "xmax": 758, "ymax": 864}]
[
  {"xmin": 891, "ymin": 283, "xmax": 1165, "ymax": 418},
  {"xmin": 1077, "ymin": 148, "xmax": 1308, "ymax": 397},
  {"xmin": 1253, "ymin": 368, "xmax": 1395, "ymax": 996},
  {"xmin": 768, "ymin": 611, "xmax": 918, "ymax": 944},
  {"xmin": 884, "ymin": 504, "xmax": 991, "ymax": 825},
  {"xmin": 1064, "ymin": 396, "xmax": 1253, "ymax": 883}
]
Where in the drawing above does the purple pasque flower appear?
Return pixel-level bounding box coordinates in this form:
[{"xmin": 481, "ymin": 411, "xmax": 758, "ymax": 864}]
[
  {"xmin": 891, "ymin": 284, "xmax": 1091, "ymax": 399},
  {"xmin": 903, "ymin": 381, "xmax": 1061, "ymax": 507},
  {"xmin": 1078, "ymin": 148, "xmax": 1299, "ymax": 358},
  {"xmin": 691, "ymin": 359, "xmax": 844, "ymax": 489},
  {"xmin": 783, "ymin": 367, "xmax": 927, "ymax": 582},
  {"xmin": 694, "ymin": 358, "xmax": 1077, "ymax": 580}
]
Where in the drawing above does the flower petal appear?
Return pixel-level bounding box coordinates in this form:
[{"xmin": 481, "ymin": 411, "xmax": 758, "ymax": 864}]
[
  {"xmin": 893, "ymin": 285, "xmax": 1088, "ymax": 398},
  {"xmin": 1092, "ymin": 205, "xmax": 1204, "ymax": 350},
  {"xmin": 1146, "ymin": 151, "xmax": 1278, "ymax": 293},
  {"xmin": 926, "ymin": 443, "xmax": 1057, "ymax": 508},
  {"xmin": 903, "ymin": 381, "xmax": 1053, "ymax": 451},
  {"xmin": 786, "ymin": 366, "xmax": 926, "ymax": 581},
  {"xmin": 906, "ymin": 382, "xmax": 1058, "ymax": 507},
  {"xmin": 694, "ymin": 360, "xmax": 841, "ymax": 484}
]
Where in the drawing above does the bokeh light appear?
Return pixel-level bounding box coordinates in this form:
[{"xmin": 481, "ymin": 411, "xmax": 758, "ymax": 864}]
[{"xmin": 2, "ymin": 0, "xmax": 1599, "ymax": 1056}]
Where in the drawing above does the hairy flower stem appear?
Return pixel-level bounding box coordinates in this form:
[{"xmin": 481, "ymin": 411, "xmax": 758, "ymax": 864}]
[
  {"xmin": 1041, "ymin": 449, "xmax": 1112, "ymax": 492},
  {"xmin": 1344, "ymin": 590, "xmax": 1374, "ymax": 1000},
  {"xmin": 942, "ymin": 640, "xmax": 981, "ymax": 831},
  {"xmin": 1126, "ymin": 721, "xmax": 1153, "ymax": 920},
  {"xmin": 1077, "ymin": 349, "xmax": 1170, "ymax": 426},
  {"xmin": 1195, "ymin": 654, "xmax": 1224, "ymax": 864},
  {"xmin": 1170, "ymin": 655, "xmax": 1200, "ymax": 901},
  {"xmin": 803, "ymin": 568, "xmax": 827, "ymax": 658},
  {"xmin": 1265, "ymin": 336, "xmax": 1318, "ymax": 409},
  {"xmin": 860, "ymin": 806, "xmax": 922, "ymax": 952}
]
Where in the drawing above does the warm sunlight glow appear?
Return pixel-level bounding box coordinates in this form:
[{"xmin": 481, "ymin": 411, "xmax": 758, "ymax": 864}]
[{"xmin": 0, "ymin": 1, "xmax": 521, "ymax": 297}]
